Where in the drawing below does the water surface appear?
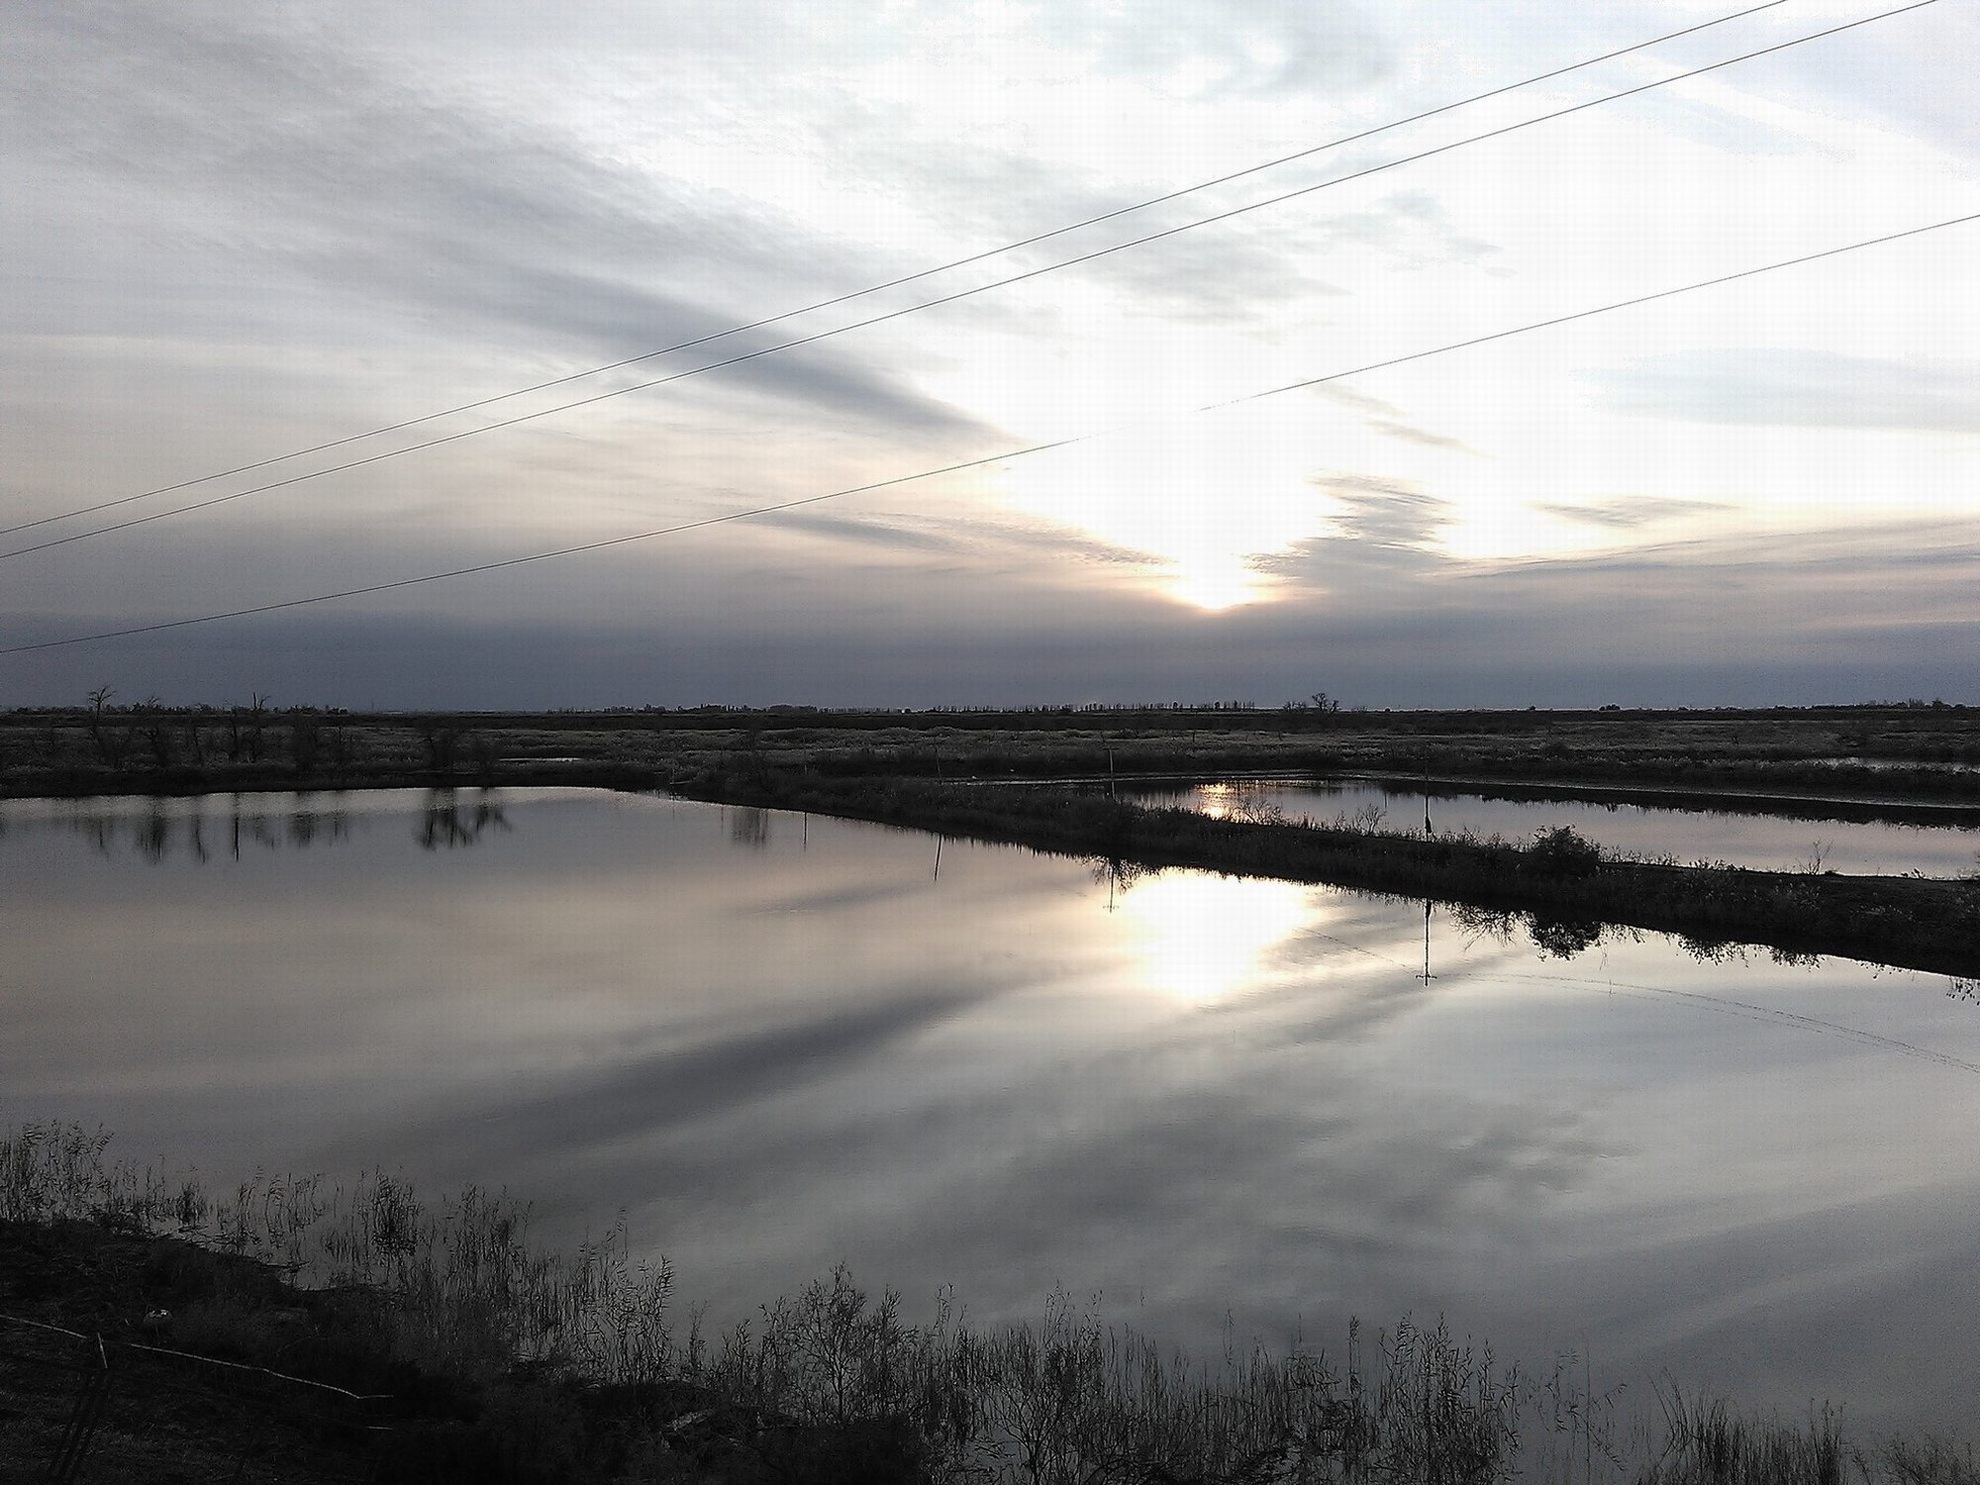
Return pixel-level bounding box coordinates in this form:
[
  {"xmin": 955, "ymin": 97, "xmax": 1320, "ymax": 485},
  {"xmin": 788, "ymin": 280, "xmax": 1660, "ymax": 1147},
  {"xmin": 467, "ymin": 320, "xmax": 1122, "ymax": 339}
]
[
  {"xmin": 3, "ymin": 788, "xmax": 1976, "ymax": 1434},
  {"xmin": 1117, "ymin": 777, "xmax": 1980, "ymax": 876}
]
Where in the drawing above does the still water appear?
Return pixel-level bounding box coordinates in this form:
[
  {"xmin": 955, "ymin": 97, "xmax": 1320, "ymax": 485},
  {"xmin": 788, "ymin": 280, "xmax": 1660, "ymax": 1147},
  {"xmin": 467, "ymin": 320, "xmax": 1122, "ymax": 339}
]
[
  {"xmin": 1118, "ymin": 777, "xmax": 1980, "ymax": 876},
  {"xmin": 3, "ymin": 789, "xmax": 1977, "ymax": 1433}
]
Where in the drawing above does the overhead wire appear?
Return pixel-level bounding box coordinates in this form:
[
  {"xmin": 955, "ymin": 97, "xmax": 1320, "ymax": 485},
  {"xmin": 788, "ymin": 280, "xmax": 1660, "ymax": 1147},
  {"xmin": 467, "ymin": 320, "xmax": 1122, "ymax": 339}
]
[
  {"xmin": 0, "ymin": 0, "xmax": 1939, "ymax": 564},
  {"xmin": 0, "ymin": 0, "xmax": 1787, "ymax": 541},
  {"xmin": 5, "ymin": 206, "xmax": 1973, "ymax": 656}
]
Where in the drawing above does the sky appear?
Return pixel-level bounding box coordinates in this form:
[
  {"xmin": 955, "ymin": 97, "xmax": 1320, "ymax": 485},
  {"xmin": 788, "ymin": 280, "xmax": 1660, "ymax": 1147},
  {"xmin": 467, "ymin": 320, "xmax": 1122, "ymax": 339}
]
[{"xmin": 2, "ymin": 0, "xmax": 1976, "ymax": 710}]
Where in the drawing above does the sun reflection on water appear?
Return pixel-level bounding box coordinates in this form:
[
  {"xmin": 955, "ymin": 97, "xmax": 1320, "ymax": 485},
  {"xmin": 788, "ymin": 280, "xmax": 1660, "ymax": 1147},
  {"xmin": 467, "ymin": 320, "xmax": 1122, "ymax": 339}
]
[{"xmin": 1111, "ymin": 872, "xmax": 1313, "ymax": 1002}]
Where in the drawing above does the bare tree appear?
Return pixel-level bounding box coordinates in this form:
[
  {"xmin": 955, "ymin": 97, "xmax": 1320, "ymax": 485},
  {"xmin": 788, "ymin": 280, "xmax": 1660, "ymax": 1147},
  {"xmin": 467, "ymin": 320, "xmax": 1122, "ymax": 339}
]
[
  {"xmin": 289, "ymin": 710, "xmax": 321, "ymax": 776},
  {"xmin": 322, "ymin": 722, "xmax": 351, "ymax": 781},
  {"xmin": 420, "ymin": 720, "xmax": 463, "ymax": 775},
  {"xmin": 85, "ymin": 686, "xmax": 127, "ymax": 770},
  {"xmin": 137, "ymin": 695, "xmax": 175, "ymax": 769},
  {"xmin": 467, "ymin": 730, "xmax": 498, "ymax": 785},
  {"xmin": 247, "ymin": 692, "xmax": 270, "ymax": 763}
]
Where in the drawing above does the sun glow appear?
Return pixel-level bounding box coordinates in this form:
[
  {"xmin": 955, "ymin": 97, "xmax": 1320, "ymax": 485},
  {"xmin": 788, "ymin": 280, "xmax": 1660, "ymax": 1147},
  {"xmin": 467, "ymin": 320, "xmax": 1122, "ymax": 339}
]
[
  {"xmin": 1163, "ymin": 552, "xmax": 1272, "ymax": 612},
  {"xmin": 994, "ymin": 408, "xmax": 1336, "ymax": 614}
]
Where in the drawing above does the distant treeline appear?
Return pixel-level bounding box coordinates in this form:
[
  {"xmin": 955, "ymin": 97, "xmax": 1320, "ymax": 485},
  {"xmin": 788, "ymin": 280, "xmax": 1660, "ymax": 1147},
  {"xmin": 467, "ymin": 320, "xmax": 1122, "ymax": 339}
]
[{"xmin": 7, "ymin": 700, "xmax": 1980, "ymax": 810}]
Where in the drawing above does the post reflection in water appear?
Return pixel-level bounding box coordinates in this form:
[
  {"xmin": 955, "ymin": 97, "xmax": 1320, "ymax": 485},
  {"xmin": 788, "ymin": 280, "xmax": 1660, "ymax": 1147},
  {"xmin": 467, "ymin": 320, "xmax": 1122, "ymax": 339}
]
[
  {"xmin": 1420, "ymin": 900, "xmax": 1436, "ymax": 985},
  {"xmin": 2, "ymin": 788, "xmax": 1978, "ymax": 1436}
]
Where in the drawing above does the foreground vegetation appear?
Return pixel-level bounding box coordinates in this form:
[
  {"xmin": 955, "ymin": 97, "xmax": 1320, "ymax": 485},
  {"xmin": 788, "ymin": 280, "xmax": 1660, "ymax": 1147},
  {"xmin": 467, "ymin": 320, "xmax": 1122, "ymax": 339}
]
[{"xmin": 3, "ymin": 1124, "xmax": 1975, "ymax": 1485}]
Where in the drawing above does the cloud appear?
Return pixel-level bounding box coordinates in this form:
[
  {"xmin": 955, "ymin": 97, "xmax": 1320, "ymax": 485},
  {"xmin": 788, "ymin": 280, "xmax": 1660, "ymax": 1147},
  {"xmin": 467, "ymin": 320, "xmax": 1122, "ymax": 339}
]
[
  {"xmin": 1345, "ymin": 191, "xmax": 1501, "ymax": 268},
  {"xmin": 1306, "ymin": 476, "xmax": 1453, "ymax": 552},
  {"xmin": 0, "ymin": 0, "xmax": 991, "ymax": 444},
  {"xmin": 1071, "ymin": 189, "xmax": 1500, "ymax": 332},
  {"xmin": 1051, "ymin": 0, "xmax": 1392, "ymax": 99},
  {"xmin": 1079, "ymin": 220, "xmax": 1345, "ymax": 324},
  {"xmin": 1602, "ymin": 350, "xmax": 1980, "ymax": 435},
  {"xmin": 1537, "ymin": 498, "xmax": 1731, "ymax": 529},
  {"xmin": 1312, "ymin": 384, "xmax": 1472, "ymax": 453},
  {"xmin": 8, "ymin": 509, "xmax": 1977, "ymax": 710},
  {"xmin": 1366, "ymin": 419, "xmax": 1470, "ymax": 450},
  {"xmin": 757, "ymin": 509, "xmax": 1159, "ymax": 567}
]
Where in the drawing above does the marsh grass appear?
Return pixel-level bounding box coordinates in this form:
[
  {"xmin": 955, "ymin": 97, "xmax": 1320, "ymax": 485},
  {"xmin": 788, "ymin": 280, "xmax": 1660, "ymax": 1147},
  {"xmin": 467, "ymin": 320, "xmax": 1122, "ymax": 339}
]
[
  {"xmin": 1637, "ymin": 1390, "xmax": 1980, "ymax": 1485},
  {"xmin": 2, "ymin": 1123, "xmax": 1972, "ymax": 1485},
  {"xmin": 1642, "ymin": 1392, "xmax": 1847, "ymax": 1485}
]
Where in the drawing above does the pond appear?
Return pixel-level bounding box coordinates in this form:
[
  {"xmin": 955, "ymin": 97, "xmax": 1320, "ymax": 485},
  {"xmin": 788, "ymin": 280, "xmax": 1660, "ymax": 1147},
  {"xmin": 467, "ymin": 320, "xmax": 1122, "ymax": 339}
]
[
  {"xmin": 1115, "ymin": 777, "xmax": 1980, "ymax": 876},
  {"xmin": 3, "ymin": 788, "xmax": 1976, "ymax": 1436}
]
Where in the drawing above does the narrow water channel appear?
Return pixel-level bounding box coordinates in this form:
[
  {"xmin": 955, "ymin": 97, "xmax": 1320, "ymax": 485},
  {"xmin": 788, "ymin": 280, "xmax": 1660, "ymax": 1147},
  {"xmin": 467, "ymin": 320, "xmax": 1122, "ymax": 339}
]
[{"xmin": 1115, "ymin": 777, "xmax": 1980, "ymax": 876}]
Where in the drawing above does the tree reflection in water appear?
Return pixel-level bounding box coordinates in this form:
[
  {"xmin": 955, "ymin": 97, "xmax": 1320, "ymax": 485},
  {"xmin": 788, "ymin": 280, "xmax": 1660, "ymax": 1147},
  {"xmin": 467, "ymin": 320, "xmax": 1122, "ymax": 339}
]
[
  {"xmin": 1527, "ymin": 916, "xmax": 1607, "ymax": 960},
  {"xmin": 1087, "ymin": 855, "xmax": 1153, "ymax": 905},
  {"xmin": 28, "ymin": 792, "xmax": 515, "ymax": 863},
  {"xmin": 726, "ymin": 806, "xmax": 771, "ymax": 849},
  {"xmin": 416, "ymin": 792, "xmax": 511, "ymax": 851}
]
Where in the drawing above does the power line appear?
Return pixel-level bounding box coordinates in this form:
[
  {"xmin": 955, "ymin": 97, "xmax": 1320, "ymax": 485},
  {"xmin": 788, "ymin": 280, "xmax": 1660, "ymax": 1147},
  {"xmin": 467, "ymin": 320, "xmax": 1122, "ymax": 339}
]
[
  {"xmin": 1, "ymin": 1, "xmax": 1932, "ymax": 565},
  {"xmin": 0, "ymin": 0, "xmax": 1786, "ymax": 542},
  {"xmin": 7, "ymin": 207, "xmax": 1972, "ymax": 657}
]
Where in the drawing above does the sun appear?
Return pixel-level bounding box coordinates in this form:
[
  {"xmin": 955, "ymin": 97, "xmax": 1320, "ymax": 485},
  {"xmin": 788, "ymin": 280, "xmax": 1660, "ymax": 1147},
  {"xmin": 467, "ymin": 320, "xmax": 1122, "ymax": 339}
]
[
  {"xmin": 1164, "ymin": 553, "xmax": 1270, "ymax": 612},
  {"xmin": 990, "ymin": 408, "xmax": 1324, "ymax": 615}
]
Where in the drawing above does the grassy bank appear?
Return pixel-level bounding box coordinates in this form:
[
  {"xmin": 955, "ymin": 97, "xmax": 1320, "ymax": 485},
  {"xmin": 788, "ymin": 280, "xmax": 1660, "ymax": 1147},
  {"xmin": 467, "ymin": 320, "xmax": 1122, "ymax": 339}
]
[
  {"xmin": 678, "ymin": 769, "xmax": 1980, "ymax": 979},
  {"xmin": 4, "ymin": 1123, "xmax": 1975, "ymax": 1485}
]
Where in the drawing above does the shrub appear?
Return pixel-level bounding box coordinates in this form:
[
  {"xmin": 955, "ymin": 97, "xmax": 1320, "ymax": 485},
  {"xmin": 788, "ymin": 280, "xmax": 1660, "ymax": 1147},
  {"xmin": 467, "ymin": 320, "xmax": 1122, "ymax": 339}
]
[{"xmin": 1527, "ymin": 825, "xmax": 1602, "ymax": 877}]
